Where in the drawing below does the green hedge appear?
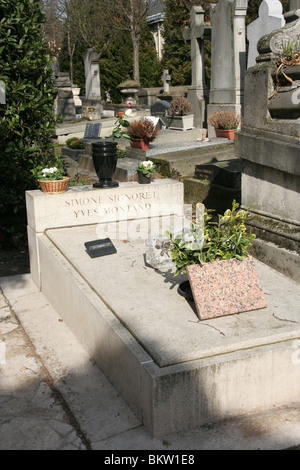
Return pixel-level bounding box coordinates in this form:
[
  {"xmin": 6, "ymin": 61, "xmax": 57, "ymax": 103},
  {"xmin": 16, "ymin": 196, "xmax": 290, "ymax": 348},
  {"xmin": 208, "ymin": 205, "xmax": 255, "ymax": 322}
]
[{"xmin": 0, "ymin": 0, "xmax": 57, "ymax": 238}]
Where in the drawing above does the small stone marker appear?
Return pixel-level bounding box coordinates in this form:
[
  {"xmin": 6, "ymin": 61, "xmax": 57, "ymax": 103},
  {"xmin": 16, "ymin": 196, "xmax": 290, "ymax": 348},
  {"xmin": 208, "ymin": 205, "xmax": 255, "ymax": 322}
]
[
  {"xmin": 83, "ymin": 122, "xmax": 102, "ymax": 140},
  {"xmin": 84, "ymin": 238, "xmax": 117, "ymax": 258},
  {"xmin": 186, "ymin": 256, "xmax": 267, "ymax": 320}
]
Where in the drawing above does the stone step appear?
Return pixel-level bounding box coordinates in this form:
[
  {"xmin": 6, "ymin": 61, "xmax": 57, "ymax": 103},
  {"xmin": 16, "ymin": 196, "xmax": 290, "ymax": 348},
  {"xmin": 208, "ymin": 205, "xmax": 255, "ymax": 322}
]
[
  {"xmin": 78, "ymin": 140, "xmax": 236, "ymax": 181},
  {"xmin": 148, "ymin": 142, "xmax": 236, "ymax": 178}
]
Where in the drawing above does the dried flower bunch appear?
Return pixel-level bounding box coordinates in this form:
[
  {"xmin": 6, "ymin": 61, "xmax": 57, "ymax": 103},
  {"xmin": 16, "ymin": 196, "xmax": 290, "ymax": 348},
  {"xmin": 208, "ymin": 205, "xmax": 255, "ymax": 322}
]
[
  {"xmin": 208, "ymin": 110, "xmax": 241, "ymax": 130},
  {"xmin": 127, "ymin": 118, "xmax": 159, "ymax": 144},
  {"xmin": 269, "ymin": 39, "xmax": 300, "ymax": 99},
  {"xmin": 170, "ymin": 96, "xmax": 193, "ymax": 116}
]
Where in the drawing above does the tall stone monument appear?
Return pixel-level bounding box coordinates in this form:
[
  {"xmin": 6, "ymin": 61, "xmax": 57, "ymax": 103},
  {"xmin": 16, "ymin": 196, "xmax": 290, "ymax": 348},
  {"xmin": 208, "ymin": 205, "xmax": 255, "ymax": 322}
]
[
  {"xmin": 53, "ymin": 72, "xmax": 76, "ymax": 121},
  {"xmin": 183, "ymin": 6, "xmax": 211, "ymax": 128},
  {"xmin": 207, "ymin": 0, "xmax": 248, "ymax": 137},
  {"xmin": 84, "ymin": 48, "xmax": 101, "ymax": 100},
  {"xmin": 236, "ymin": 0, "xmax": 300, "ymax": 280},
  {"xmin": 83, "ymin": 48, "xmax": 102, "ymax": 119},
  {"xmin": 247, "ymin": 0, "xmax": 285, "ymax": 69}
]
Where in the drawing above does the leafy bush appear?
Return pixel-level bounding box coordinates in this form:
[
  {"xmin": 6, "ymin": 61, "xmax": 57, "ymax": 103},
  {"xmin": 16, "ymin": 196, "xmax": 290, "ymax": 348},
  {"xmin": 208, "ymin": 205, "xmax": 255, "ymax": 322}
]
[
  {"xmin": 166, "ymin": 200, "xmax": 256, "ymax": 275},
  {"xmin": 208, "ymin": 110, "xmax": 241, "ymax": 130},
  {"xmin": 66, "ymin": 137, "xmax": 85, "ymax": 149},
  {"xmin": 0, "ymin": 0, "xmax": 57, "ymax": 232}
]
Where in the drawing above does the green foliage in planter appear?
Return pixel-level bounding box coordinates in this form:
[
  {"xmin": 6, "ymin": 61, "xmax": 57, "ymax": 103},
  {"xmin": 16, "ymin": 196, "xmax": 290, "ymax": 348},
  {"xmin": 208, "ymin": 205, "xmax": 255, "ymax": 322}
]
[
  {"xmin": 166, "ymin": 200, "xmax": 256, "ymax": 275},
  {"xmin": 136, "ymin": 161, "xmax": 157, "ymax": 178},
  {"xmin": 0, "ymin": 0, "xmax": 57, "ymax": 226}
]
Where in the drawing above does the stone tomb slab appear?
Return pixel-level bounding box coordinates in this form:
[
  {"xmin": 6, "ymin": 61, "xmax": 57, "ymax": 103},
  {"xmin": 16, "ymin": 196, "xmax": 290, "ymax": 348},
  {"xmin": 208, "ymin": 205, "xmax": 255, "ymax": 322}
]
[
  {"xmin": 37, "ymin": 222, "xmax": 300, "ymax": 435},
  {"xmin": 44, "ymin": 224, "xmax": 300, "ymax": 366},
  {"xmin": 187, "ymin": 257, "xmax": 267, "ymax": 320}
]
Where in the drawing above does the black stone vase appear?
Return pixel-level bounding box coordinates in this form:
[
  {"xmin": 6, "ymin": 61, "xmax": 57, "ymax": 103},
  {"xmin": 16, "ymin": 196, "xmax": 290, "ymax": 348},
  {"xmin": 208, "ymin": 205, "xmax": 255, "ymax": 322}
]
[{"xmin": 92, "ymin": 140, "xmax": 119, "ymax": 188}]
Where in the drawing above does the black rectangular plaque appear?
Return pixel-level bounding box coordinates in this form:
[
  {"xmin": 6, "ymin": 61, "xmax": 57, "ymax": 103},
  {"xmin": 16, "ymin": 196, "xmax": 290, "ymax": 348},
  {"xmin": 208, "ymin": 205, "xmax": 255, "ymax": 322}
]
[{"xmin": 84, "ymin": 238, "xmax": 117, "ymax": 258}]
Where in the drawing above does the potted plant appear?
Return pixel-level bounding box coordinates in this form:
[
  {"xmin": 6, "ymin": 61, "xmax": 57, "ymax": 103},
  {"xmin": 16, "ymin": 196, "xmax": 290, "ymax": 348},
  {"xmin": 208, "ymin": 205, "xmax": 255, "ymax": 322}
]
[
  {"xmin": 168, "ymin": 96, "xmax": 194, "ymax": 131},
  {"xmin": 166, "ymin": 200, "xmax": 266, "ymax": 319},
  {"xmin": 32, "ymin": 157, "xmax": 69, "ymax": 194},
  {"xmin": 136, "ymin": 160, "xmax": 156, "ymax": 184},
  {"xmin": 208, "ymin": 110, "xmax": 241, "ymax": 140},
  {"xmin": 127, "ymin": 118, "xmax": 159, "ymax": 150}
]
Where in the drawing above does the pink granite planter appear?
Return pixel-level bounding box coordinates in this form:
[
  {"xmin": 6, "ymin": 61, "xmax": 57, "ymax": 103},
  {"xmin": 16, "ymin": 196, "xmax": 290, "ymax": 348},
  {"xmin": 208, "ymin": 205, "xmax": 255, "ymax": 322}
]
[{"xmin": 186, "ymin": 256, "xmax": 267, "ymax": 320}]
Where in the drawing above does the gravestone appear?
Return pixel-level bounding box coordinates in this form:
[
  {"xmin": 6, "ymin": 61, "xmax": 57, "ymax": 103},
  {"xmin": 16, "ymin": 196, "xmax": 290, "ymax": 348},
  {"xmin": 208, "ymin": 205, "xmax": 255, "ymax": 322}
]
[
  {"xmin": 82, "ymin": 122, "xmax": 102, "ymax": 141},
  {"xmin": 236, "ymin": 1, "xmax": 300, "ymax": 276},
  {"xmin": 53, "ymin": 72, "xmax": 76, "ymax": 120},
  {"xmin": 161, "ymin": 69, "xmax": 171, "ymax": 94},
  {"xmin": 183, "ymin": 6, "xmax": 211, "ymax": 128},
  {"xmin": 84, "ymin": 48, "xmax": 101, "ymax": 100},
  {"xmin": 207, "ymin": 0, "xmax": 248, "ymax": 137},
  {"xmin": 150, "ymin": 100, "xmax": 171, "ymax": 128},
  {"xmin": 82, "ymin": 48, "xmax": 102, "ymax": 119},
  {"xmin": 247, "ymin": 0, "xmax": 285, "ymax": 69}
]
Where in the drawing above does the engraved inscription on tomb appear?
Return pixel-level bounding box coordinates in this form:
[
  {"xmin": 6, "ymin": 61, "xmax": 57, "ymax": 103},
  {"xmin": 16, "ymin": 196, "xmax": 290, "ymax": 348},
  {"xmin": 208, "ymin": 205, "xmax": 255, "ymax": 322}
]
[{"xmin": 64, "ymin": 190, "xmax": 158, "ymax": 219}]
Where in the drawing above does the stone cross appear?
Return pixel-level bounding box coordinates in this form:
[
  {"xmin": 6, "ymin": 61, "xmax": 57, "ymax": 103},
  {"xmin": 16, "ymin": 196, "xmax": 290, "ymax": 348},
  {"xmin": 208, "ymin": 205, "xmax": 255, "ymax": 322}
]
[
  {"xmin": 84, "ymin": 48, "xmax": 101, "ymax": 100},
  {"xmin": 183, "ymin": 6, "xmax": 211, "ymax": 128},
  {"xmin": 183, "ymin": 6, "xmax": 209, "ymax": 89},
  {"xmin": 247, "ymin": 0, "xmax": 285, "ymax": 69},
  {"xmin": 161, "ymin": 69, "xmax": 171, "ymax": 94},
  {"xmin": 207, "ymin": 0, "xmax": 248, "ymax": 136}
]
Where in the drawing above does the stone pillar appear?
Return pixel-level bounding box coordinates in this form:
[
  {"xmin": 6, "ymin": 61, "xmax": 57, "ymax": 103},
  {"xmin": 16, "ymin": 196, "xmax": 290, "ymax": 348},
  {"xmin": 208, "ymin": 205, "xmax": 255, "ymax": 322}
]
[
  {"xmin": 207, "ymin": 0, "xmax": 248, "ymax": 137},
  {"xmin": 183, "ymin": 6, "xmax": 211, "ymax": 128},
  {"xmin": 236, "ymin": 4, "xmax": 300, "ymax": 277},
  {"xmin": 84, "ymin": 48, "xmax": 101, "ymax": 100},
  {"xmin": 161, "ymin": 69, "xmax": 171, "ymax": 94},
  {"xmin": 82, "ymin": 48, "xmax": 102, "ymax": 119}
]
